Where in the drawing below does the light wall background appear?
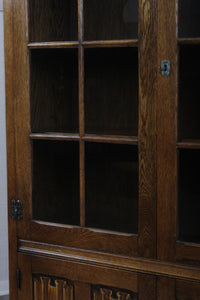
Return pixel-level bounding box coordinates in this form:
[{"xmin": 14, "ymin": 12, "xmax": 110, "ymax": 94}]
[{"xmin": 0, "ymin": 0, "xmax": 9, "ymax": 296}]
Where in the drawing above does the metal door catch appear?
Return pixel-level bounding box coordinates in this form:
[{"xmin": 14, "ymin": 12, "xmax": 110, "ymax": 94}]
[{"xmin": 160, "ymin": 60, "xmax": 170, "ymax": 76}]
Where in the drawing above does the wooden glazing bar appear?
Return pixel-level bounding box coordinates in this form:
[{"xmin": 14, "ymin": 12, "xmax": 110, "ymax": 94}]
[
  {"xmin": 29, "ymin": 133, "xmax": 80, "ymax": 142},
  {"xmin": 178, "ymin": 38, "xmax": 200, "ymax": 45},
  {"xmin": 78, "ymin": 0, "xmax": 85, "ymax": 227},
  {"xmin": 177, "ymin": 140, "xmax": 200, "ymax": 149},
  {"xmin": 82, "ymin": 40, "xmax": 138, "ymax": 48},
  {"xmin": 82, "ymin": 134, "xmax": 138, "ymax": 145},
  {"xmin": 27, "ymin": 42, "xmax": 79, "ymax": 49}
]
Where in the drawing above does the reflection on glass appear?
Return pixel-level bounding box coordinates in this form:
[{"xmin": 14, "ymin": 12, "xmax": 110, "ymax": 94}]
[
  {"xmin": 32, "ymin": 141, "xmax": 80, "ymax": 225},
  {"xmin": 179, "ymin": 0, "xmax": 200, "ymax": 37},
  {"xmin": 178, "ymin": 149, "xmax": 200, "ymax": 243},
  {"xmin": 85, "ymin": 143, "xmax": 138, "ymax": 233},
  {"xmin": 179, "ymin": 46, "xmax": 200, "ymax": 139},
  {"xmin": 85, "ymin": 48, "xmax": 138, "ymax": 136},
  {"xmin": 84, "ymin": 0, "xmax": 138, "ymax": 40}
]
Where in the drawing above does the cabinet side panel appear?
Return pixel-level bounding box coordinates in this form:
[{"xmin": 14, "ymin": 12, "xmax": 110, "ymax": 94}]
[
  {"xmin": 138, "ymin": 0, "xmax": 157, "ymax": 258},
  {"xmin": 4, "ymin": 0, "xmax": 17, "ymax": 298},
  {"xmin": 12, "ymin": 0, "xmax": 32, "ymax": 238},
  {"xmin": 157, "ymin": 0, "xmax": 178, "ymax": 261}
]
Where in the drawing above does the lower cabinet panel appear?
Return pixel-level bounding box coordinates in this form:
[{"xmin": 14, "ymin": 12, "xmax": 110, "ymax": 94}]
[{"xmin": 18, "ymin": 253, "xmax": 141, "ymax": 300}]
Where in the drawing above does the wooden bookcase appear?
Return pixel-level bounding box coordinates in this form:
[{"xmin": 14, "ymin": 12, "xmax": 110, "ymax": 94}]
[{"xmin": 4, "ymin": 0, "xmax": 200, "ymax": 299}]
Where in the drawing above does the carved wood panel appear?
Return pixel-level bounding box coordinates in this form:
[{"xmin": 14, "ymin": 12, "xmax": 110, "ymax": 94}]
[
  {"xmin": 33, "ymin": 276, "xmax": 73, "ymax": 300},
  {"xmin": 92, "ymin": 286, "xmax": 137, "ymax": 300}
]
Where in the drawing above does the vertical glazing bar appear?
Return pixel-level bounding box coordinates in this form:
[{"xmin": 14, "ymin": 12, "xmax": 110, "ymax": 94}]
[{"xmin": 78, "ymin": 0, "xmax": 85, "ymax": 227}]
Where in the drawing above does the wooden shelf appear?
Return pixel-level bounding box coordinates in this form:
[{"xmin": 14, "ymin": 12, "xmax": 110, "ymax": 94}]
[
  {"xmin": 30, "ymin": 133, "xmax": 138, "ymax": 145},
  {"xmin": 82, "ymin": 40, "xmax": 138, "ymax": 48},
  {"xmin": 177, "ymin": 140, "xmax": 200, "ymax": 149},
  {"xmin": 28, "ymin": 42, "xmax": 79, "ymax": 49},
  {"xmin": 178, "ymin": 38, "xmax": 200, "ymax": 45}
]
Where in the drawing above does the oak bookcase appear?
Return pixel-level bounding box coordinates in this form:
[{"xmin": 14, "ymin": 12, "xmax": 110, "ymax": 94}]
[{"xmin": 4, "ymin": 0, "xmax": 200, "ymax": 299}]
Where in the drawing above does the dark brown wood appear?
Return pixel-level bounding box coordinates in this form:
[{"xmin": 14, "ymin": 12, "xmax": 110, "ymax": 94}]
[
  {"xmin": 30, "ymin": 221, "xmax": 138, "ymax": 256},
  {"xmin": 138, "ymin": 274, "xmax": 156, "ymax": 300},
  {"xmin": 18, "ymin": 253, "xmax": 32, "ymax": 300},
  {"xmin": 82, "ymin": 40, "xmax": 138, "ymax": 48},
  {"xmin": 157, "ymin": 0, "xmax": 178, "ymax": 261},
  {"xmin": 176, "ymin": 241, "xmax": 200, "ymax": 264},
  {"xmin": 4, "ymin": 0, "xmax": 18, "ymax": 298},
  {"xmin": 19, "ymin": 240, "xmax": 200, "ymax": 282},
  {"xmin": 12, "ymin": 0, "xmax": 32, "ymax": 240},
  {"xmin": 74, "ymin": 282, "xmax": 91, "ymax": 300},
  {"xmin": 176, "ymin": 279, "xmax": 200, "ymax": 300},
  {"xmin": 30, "ymin": 255, "xmax": 138, "ymax": 293},
  {"xmin": 157, "ymin": 278, "xmax": 175, "ymax": 300},
  {"xmin": 138, "ymin": 0, "xmax": 157, "ymax": 258},
  {"xmin": 5, "ymin": 0, "xmax": 200, "ymax": 297},
  {"xmin": 82, "ymin": 134, "xmax": 138, "ymax": 145},
  {"xmin": 177, "ymin": 140, "xmax": 200, "ymax": 149},
  {"xmin": 178, "ymin": 38, "xmax": 200, "ymax": 45}
]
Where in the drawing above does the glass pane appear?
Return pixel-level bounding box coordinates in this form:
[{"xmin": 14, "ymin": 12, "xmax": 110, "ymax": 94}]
[
  {"xmin": 84, "ymin": 0, "xmax": 138, "ymax": 40},
  {"xmin": 178, "ymin": 149, "xmax": 200, "ymax": 243},
  {"xmin": 32, "ymin": 141, "xmax": 80, "ymax": 225},
  {"xmin": 179, "ymin": 46, "xmax": 200, "ymax": 140},
  {"xmin": 179, "ymin": 0, "xmax": 200, "ymax": 38},
  {"xmin": 31, "ymin": 49, "xmax": 79, "ymax": 133},
  {"xmin": 85, "ymin": 48, "xmax": 138, "ymax": 136},
  {"xmin": 29, "ymin": 0, "xmax": 78, "ymax": 42},
  {"xmin": 85, "ymin": 143, "xmax": 138, "ymax": 233}
]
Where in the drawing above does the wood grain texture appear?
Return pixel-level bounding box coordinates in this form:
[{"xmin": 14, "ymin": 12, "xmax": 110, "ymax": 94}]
[
  {"xmin": 33, "ymin": 276, "xmax": 74, "ymax": 300},
  {"xmin": 176, "ymin": 241, "xmax": 200, "ymax": 264},
  {"xmin": 18, "ymin": 253, "xmax": 32, "ymax": 300},
  {"xmin": 176, "ymin": 279, "xmax": 200, "ymax": 300},
  {"xmin": 74, "ymin": 282, "xmax": 91, "ymax": 300},
  {"xmin": 12, "ymin": 0, "xmax": 32, "ymax": 240},
  {"xmin": 30, "ymin": 255, "xmax": 138, "ymax": 293},
  {"xmin": 138, "ymin": 274, "xmax": 156, "ymax": 300},
  {"xmin": 157, "ymin": 0, "xmax": 178, "ymax": 261},
  {"xmin": 157, "ymin": 277, "xmax": 175, "ymax": 300},
  {"xmin": 30, "ymin": 221, "xmax": 138, "ymax": 256},
  {"xmin": 3, "ymin": 0, "xmax": 17, "ymax": 298},
  {"xmin": 19, "ymin": 240, "xmax": 200, "ymax": 282},
  {"xmin": 138, "ymin": 0, "xmax": 157, "ymax": 258}
]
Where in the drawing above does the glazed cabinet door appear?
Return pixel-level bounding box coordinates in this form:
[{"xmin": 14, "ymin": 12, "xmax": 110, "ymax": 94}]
[
  {"xmin": 4, "ymin": 0, "xmax": 157, "ymax": 298},
  {"xmin": 157, "ymin": 0, "xmax": 200, "ymax": 264},
  {"xmin": 5, "ymin": 0, "xmax": 157, "ymax": 261}
]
